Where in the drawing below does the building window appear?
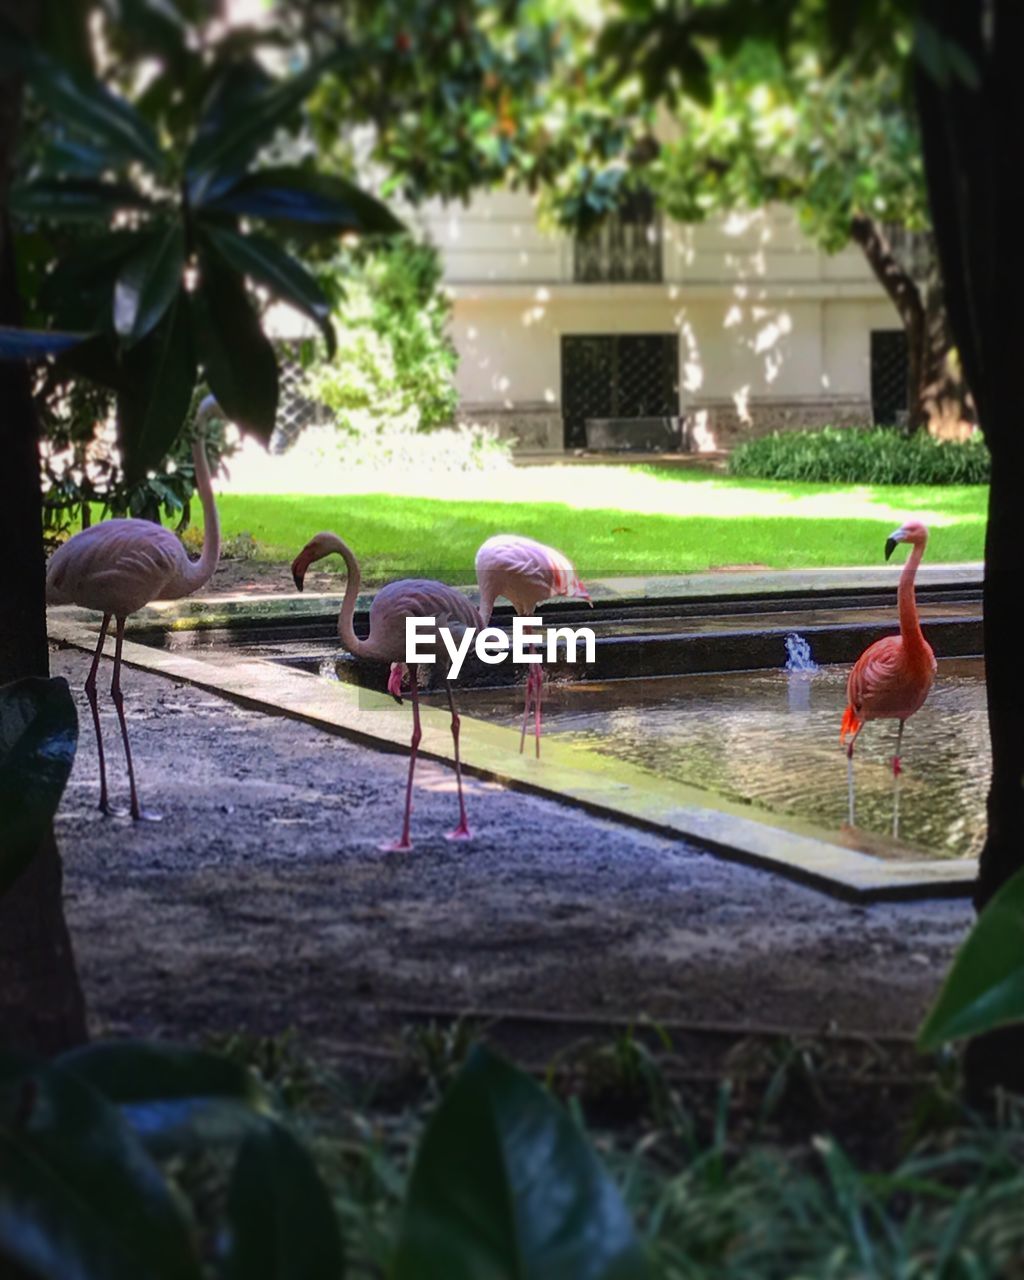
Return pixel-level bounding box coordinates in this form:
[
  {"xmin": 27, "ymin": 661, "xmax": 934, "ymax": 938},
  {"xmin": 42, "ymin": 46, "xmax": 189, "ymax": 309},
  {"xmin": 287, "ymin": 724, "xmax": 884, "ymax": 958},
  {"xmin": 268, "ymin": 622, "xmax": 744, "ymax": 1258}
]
[
  {"xmin": 561, "ymin": 333, "xmax": 679, "ymax": 448},
  {"xmin": 870, "ymin": 330, "xmax": 909, "ymax": 427},
  {"xmin": 573, "ymin": 190, "xmax": 662, "ymax": 284}
]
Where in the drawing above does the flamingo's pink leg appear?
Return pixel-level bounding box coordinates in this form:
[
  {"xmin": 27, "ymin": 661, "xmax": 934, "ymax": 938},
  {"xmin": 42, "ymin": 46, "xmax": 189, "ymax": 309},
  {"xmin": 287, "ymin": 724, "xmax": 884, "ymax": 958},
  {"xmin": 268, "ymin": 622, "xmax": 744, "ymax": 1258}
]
[
  {"xmin": 110, "ymin": 616, "xmax": 161, "ymax": 822},
  {"xmin": 381, "ymin": 664, "xmax": 420, "ymax": 852},
  {"xmin": 519, "ymin": 670, "xmax": 533, "ymax": 754},
  {"xmin": 532, "ymin": 664, "xmax": 544, "ymax": 759},
  {"xmin": 845, "ymin": 723, "xmax": 862, "ymax": 828},
  {"xmin": 444, "ymin": 682, "xmax": 472, "ymax": 841},
  {"xmin": 892, "ymin": 719, "xmax": 905, "ymax": 838},
  {"xmin": 84, "ymin": 613, "xmax": 125, "ymax": 816}
]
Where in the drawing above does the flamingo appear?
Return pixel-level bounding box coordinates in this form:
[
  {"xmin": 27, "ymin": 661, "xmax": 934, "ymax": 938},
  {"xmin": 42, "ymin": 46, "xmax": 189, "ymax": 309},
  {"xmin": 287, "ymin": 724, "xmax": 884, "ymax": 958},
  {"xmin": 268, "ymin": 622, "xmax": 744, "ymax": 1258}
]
[
  {"xmin": 840, "ymin": 519, "xmax": 937, "ymax": 832},
  {"xmin": 474, "ymin": 533, "xmax": 590, "ymax": 757},
  {"xmin": 291, "ymin": 531, "xmax": 482, "ymax": 851},
  {"xmin": 45, "ymin": 396, "xmax": 224, "ymax": 821}
]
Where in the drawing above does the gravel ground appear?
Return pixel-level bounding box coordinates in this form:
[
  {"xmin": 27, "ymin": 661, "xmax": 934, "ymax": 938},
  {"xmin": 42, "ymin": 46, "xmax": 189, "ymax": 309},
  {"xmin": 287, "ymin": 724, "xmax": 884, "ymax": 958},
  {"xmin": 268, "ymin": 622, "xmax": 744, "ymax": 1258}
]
[{"xmin": 52, "ymin": 644, "xmax": 973, "ymax": 1062}]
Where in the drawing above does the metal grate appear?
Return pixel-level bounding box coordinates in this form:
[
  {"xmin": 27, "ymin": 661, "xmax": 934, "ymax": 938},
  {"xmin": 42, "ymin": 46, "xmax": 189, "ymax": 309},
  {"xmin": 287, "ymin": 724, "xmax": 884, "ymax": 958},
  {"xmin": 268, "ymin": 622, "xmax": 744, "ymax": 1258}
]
[
  {"xmin": 574, "ymin": 189, "xmax": 663, "ymax": 284},
  {"xmin": 870, "ymin": 330, "xmax": 909, "ymax": 427},
  {"xmin": 561, "ymin": 333, "xmax": 679, "ymax": 448},
  {"xmin": 271, "ymin": 344, "xmax": 332, "ymax": 453}
]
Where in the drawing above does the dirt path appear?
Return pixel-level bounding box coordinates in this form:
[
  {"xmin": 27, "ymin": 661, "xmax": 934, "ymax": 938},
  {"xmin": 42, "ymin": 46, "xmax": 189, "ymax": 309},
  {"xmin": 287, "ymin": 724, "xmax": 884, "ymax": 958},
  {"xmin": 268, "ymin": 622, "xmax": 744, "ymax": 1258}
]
[{"xmin": 52, "ymin": 645, "xmax": 972, "ymax": 1061}]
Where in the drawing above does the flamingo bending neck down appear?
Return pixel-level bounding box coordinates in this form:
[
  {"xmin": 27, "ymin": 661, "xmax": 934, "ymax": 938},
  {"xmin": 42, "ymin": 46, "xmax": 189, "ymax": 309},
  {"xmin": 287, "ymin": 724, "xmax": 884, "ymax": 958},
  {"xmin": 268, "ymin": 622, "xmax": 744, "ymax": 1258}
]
[
  {"xmin": 45, "ymin": 396, "xmax": 224, "ymax": 820},
  {"xmin": 291, "ymin": 531, "xmax": 482, "ymax": 851},
  {"xmin": 474, "ymin": 533, "xmax": 590, "ymax": 757},
  {"xmin": 840, "ymin": 519, "xmax": 936, "ymax": 832}
]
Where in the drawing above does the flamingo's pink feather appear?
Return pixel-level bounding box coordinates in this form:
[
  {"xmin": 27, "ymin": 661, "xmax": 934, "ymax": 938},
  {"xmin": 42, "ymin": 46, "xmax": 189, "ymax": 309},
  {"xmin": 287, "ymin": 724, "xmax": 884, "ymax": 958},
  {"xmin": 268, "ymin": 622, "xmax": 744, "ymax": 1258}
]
[{"xmin": 475, "ymin": 533, "xmax": 588, "ymax": 621}]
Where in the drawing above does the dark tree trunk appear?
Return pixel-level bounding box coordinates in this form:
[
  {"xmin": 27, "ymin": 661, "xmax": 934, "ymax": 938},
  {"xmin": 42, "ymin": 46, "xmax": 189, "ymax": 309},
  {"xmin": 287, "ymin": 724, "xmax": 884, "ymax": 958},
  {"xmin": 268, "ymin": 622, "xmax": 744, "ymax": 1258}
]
[
  {"xmin": 915, "ymin": 0, "xmax": 1024, "ymax": 1096},
  {"xmin": 921, "ymin": 271, "xmax": 976, "ymax": 437},
  {"xmin": 849, "ymin": 215, "xmax": 973, "ymax": 435},
  {"xmin": 0, "ymin": 4, "xmax": 87, "ymax": 1053},
  {"xmin": 850, "ymin": 214, "xmax": 927, "ymax": 431}
]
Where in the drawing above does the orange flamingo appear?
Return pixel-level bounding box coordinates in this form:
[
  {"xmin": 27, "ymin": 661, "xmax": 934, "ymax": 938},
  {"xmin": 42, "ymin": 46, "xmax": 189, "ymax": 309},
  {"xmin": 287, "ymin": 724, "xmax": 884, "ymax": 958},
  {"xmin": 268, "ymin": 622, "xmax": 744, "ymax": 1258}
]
[{"xmin": 840, "ymin": 519, "xmax": 936, "ymax": 831}]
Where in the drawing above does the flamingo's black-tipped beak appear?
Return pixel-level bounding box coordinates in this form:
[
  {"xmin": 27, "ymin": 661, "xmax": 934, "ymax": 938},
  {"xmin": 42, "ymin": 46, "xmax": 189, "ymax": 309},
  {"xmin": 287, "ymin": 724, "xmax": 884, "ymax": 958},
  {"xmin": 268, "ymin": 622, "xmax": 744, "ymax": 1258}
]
[
  {"xmin": 884, "ymin": 536, "xmax": 898, "ymax": 562},
  {"xmin": 291, "ymin": 555, "xmax": 307, "ymax": 591}
]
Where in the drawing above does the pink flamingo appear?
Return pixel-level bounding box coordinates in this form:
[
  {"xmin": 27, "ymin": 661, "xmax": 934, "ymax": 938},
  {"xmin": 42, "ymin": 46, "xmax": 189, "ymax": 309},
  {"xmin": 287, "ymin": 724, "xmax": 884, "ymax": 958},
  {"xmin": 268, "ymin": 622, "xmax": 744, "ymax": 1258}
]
[
  {"xmin": 291, "ymin": 531, "xmax": 482, "ymax": 851},
  {"xmin": 45, "ymin": 396, "xmax": 223, "ymax": 820},
  {"xmin": 474, "ymin": 533, "xmax": 590, "ymax": 757},
  {"xmin": 840, "ymin": 519, "xmax": 936, "ymax": 831}
]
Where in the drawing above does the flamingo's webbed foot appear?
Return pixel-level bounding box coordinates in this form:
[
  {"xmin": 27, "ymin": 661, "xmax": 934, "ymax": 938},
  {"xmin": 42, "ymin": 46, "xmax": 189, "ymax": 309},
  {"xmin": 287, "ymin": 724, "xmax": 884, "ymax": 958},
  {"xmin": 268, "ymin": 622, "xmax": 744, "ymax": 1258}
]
[
  {"xmin": 99, "ymin": 799, "xmax": 129, "ymax": 818},
  {"xmin": 379, "ymin": 838, "xmax": 414, "ymax": 853},
  {"xmin": 445, "ymin": 822, "xmax": 472, "ymax": 842},
  {"xmin": 131, "ymin": 807, "xmax": 163, "ymax": 823}
]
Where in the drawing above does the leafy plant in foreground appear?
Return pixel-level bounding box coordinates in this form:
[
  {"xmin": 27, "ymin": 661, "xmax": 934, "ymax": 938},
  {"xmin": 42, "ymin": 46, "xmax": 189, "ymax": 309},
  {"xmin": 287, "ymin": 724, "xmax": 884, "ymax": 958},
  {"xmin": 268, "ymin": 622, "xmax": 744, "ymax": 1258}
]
[
  {"xmin": 0, "ymin": 678, "xmax": 78, "ymax": 895},
  {"xmin": 919, "ymin": 867, "xmax": 1024, "ymax": 1050},
  {"xmin": 0, "ymin": 1040, "xmax": 343, "ymax": 1280},
  {"xmin": 0, "ymin": 1039, "xmax": 649, "ymax": 1279},
  {"xmin": 0, "ymin": 14, "xmax": 402, "ymax": 482}
]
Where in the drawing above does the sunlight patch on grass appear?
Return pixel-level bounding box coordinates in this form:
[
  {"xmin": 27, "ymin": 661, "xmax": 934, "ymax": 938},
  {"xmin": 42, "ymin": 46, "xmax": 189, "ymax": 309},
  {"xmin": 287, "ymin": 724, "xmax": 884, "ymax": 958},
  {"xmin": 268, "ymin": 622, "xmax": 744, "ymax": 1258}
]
[{"xmin": 223, "ymin": 461, "xmax": 987, "ymax": 529}]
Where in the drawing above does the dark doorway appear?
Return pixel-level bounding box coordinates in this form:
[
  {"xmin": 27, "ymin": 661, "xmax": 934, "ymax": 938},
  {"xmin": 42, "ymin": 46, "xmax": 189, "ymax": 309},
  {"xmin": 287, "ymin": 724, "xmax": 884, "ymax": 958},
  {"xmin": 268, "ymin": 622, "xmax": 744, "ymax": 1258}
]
[
  {"xmin": 870, "ymin": 330, "xmax": 909, "ymax": 426},
  {"xmin": 561, "ymin": 334, "xmax": 679, "ymax": 448}
]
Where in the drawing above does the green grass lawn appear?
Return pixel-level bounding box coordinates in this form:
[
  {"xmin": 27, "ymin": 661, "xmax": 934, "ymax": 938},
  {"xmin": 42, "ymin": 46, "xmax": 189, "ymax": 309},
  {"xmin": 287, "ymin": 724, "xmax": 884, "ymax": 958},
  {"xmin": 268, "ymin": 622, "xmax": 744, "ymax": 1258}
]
[{"xmin": 188, "ymin": 467, "xmax": 987, "ymax": 583}]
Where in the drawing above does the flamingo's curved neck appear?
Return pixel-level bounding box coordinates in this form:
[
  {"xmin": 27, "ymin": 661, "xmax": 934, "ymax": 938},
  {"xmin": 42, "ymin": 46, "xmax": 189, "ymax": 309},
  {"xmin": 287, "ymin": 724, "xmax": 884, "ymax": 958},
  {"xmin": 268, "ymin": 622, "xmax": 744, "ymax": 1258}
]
[
  {"xmin": 331, "ymin": 536, "xmax": 371, "ymax": 659},
  {"xmin": 180, "ymin": 428, "xmax": 221, "ymax": 594},
  {"xmin": 898, "ymin": 539, "xmax": 927, "ymax": 654}
]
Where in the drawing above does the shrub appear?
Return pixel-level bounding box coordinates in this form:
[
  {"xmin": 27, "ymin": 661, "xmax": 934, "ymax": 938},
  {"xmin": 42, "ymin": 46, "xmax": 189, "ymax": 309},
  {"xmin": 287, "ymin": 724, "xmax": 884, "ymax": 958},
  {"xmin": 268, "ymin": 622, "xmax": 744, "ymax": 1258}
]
[
  {"xmin": 304, "ymin": 238, "xmax": 458, "ymax": 438},
  {"xmin": 729, "ymin": 426, "xmax": 990, "ymax": 485}
]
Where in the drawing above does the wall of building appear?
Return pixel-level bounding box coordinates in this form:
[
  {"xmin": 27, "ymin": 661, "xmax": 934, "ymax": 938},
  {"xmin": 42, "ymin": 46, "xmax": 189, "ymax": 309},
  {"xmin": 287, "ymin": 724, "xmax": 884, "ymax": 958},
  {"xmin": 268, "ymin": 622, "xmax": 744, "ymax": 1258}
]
[{"xmin": 415, "ymin": 194, "xmax": 902, "ymax": 451}]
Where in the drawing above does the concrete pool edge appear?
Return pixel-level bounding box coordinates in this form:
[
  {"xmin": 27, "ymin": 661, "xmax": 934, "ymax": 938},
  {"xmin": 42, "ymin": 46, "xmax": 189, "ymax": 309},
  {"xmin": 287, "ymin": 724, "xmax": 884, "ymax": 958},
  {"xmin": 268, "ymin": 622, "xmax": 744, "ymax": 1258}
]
[{"xmin": 49, "ymin": 612, "xmax": 977, "ymax": 905}]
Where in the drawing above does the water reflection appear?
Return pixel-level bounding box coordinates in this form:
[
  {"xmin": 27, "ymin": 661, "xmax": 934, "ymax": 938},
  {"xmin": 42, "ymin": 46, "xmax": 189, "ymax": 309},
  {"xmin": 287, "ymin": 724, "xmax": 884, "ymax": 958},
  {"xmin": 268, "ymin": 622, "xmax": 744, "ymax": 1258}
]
[{"xmin": 438, "ymin": 658, "xmax": 988, "ymax": 861}]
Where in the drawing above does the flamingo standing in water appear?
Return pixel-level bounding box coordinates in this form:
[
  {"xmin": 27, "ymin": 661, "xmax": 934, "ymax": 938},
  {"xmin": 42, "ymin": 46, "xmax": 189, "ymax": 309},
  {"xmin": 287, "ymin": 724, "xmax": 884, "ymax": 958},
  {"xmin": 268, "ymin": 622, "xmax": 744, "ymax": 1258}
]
[
  {"xmin": 291, "ymin": 532, "xmax": 482, "ymax": 851},
  {"xmin": 475, "ymin": 533, "xmax": 590, "ymax": 757},
  {"xmin": 46, "ymin": 396, "xmax": 224, "ymax": 820},
  {"xmin": 840, "ymin": 519, "xmax": 936, "ymax": 831}
]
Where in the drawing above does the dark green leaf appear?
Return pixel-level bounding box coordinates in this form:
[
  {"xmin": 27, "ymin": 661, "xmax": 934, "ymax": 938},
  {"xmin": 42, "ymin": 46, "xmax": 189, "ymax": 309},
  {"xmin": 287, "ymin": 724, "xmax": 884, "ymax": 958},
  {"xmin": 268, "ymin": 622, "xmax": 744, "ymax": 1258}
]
[
  {"xmin": 59, "ymin": 1040, "xmax": 271, "ymax": 1156},
  {"xmin": 199, "ymin": 224, "xmax": 335, "ymax": 356},
  {"xmin": 0, "ymin": 1055, "xmax": 202, "ymax": 1280},
  {"xmin": 186, "ymin": 53, "xmax": 343, "ymax": 202},
  {"xmin": 9, "ymin": 177, "xmax": 151, "ymax": 222},
  {"xmin": 118, "ymin": 292, "xmax": 197, "ymax": 482},
  {"xmin": 192, "ymin": 256, "xmax": 278, "ymax": 440},
  {"xmin": 912, "ymin": 17, "xmax": 950, "ymax": 90},
  {"xmin": 204, "ymin": 166, "xmax": 404, "ymax": 235},
  {"xmin": 35, "ymin": 135, "xmax": 112, "ymax": 178},
  {"xmin": 55, "ymin": 334, "xmax": 124, "ymax": 390},
  {"xmin": 114, "ymin": 224, "xmax": 186, "ymax": 346},
  {"xmin": 29, "ymin": 59, "xmax": 163, "ymax": 169},
  {"xmin": 222, "ymin": 1122, "xmax": 344, "ymax": 1280},
  {"xmin": 0, "ymin": 679, "xmax": 77, "ymax": 896},
  {"xmin": 0, "ymin": 328, "xmax": 90, "ymax": 360},
  {"xmin": 393, "ymin": 1045, "xmax": 648, "ymax": 1280},
  {"xmin": 39, "ymin": 231, "xmax": 144, "ymax": 330},
  {"xmin": 919, "ymin": 868, "xmax": 1024, "ymax": 1048}
]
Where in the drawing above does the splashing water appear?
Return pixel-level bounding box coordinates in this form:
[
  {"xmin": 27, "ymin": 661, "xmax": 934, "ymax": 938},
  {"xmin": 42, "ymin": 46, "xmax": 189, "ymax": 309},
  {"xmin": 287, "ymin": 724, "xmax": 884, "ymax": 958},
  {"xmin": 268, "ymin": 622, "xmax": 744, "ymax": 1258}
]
[{"xmin": 784, "ymin": 633, "xmax": 819, "ymax": 673}]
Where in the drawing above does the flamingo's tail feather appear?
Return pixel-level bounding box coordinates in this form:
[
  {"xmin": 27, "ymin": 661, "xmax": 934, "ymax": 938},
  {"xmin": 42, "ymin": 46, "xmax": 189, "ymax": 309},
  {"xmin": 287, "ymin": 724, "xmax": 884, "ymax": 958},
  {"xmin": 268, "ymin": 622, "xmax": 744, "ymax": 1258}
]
[{"xmin": 840, "ymin": 704, "xmax": 861, "ymax": 744}]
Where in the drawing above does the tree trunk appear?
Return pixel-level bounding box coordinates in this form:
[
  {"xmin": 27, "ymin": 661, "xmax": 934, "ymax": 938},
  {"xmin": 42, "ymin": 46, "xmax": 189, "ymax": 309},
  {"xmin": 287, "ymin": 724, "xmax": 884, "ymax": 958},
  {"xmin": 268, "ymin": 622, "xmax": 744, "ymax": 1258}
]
[
  {"xmin": 915, "ymin": 0, "xmax": 1024, "ymax": 1097},
  {"xmin": 920, "ymin": 271, "xmax": 976, "ymax": 439},
  {"xmin": 849, "ymin": 214, "xmax": 928, "ymax": 431},
  {"xmin": 0, "ymin": 4, "xmax": 88, "ymax": 1053},
  {"xmin": 848, "ymin": 215, "xmax": 974, "ymax": 435}
]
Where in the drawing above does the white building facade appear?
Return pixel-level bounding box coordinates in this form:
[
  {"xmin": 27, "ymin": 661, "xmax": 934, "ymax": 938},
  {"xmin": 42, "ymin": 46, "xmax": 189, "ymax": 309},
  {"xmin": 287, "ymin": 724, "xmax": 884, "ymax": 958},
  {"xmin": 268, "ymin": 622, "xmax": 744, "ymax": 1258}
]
[{"xmin": 417, "ymin": 192, "xmax": 906, "ymax": 453}]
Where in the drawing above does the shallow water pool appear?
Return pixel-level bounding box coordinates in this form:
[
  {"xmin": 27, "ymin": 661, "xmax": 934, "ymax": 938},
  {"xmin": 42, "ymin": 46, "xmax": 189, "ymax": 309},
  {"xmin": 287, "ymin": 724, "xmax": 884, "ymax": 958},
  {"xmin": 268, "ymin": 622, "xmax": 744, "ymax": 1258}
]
[{"xmin": 425, "ymin": 658, "xmax": 987, "ymax": 861}]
